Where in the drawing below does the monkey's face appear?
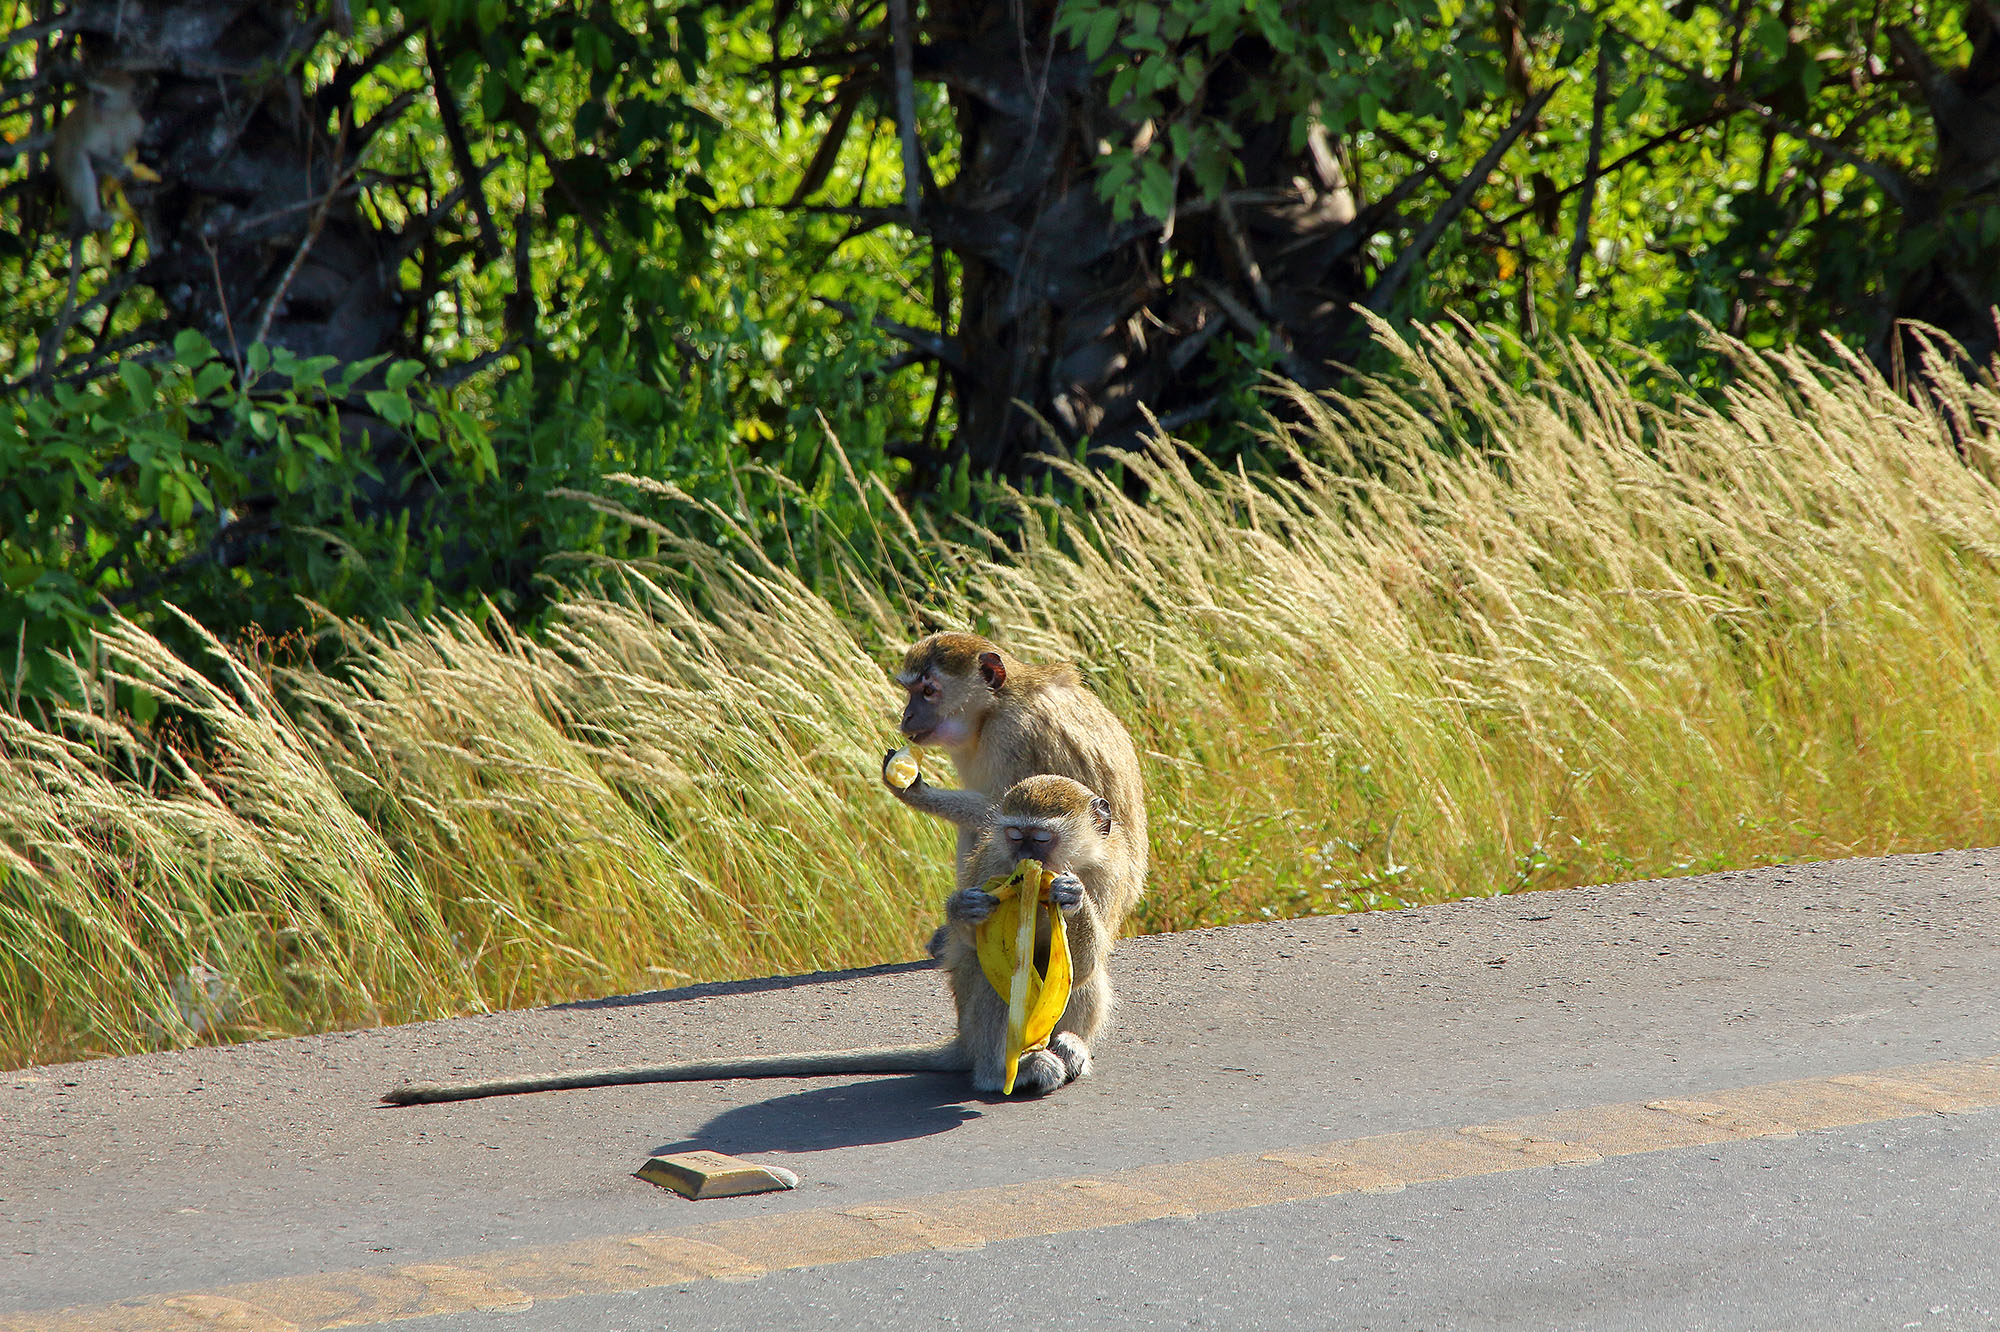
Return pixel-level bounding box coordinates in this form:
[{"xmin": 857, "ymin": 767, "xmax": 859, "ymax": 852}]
[
  {"xmin": 999, "ymin": 807, "xmax": 1108, "ymax": 875},
  {"xmin": 1000, "ymin": 817, "xmax": 1062, "ymax": 866},
  {"xmin": 895, "ymin": 666, "xmax": 982, "ymax": 748}
]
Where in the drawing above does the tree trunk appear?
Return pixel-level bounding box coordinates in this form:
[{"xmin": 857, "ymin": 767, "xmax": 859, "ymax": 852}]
[
  {"xmin": 921, "ymin": 8, "xmax": 1367, "ymax": 478},
  {"xmin": 1879, "ymin": 12, "xmax": 2000, "ymax": 370},
  {"xmin": 50, "ymin": 0, "xmax": 405, "ymax": 376}
]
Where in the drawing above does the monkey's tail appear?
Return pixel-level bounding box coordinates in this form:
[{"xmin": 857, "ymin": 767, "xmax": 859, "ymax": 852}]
[{"xmin": 381, "ymin": 1043, "xmax": 969, "ymax": 1105}]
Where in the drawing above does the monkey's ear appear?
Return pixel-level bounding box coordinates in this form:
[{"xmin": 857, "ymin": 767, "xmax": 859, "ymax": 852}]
[
  {"xmin": 977, "ymin": 651, "xmax": 1007, "ymax": 691},
  {"xmin": 1090, "ymin": 796, "xmax": 1112, "ymax": 837}
]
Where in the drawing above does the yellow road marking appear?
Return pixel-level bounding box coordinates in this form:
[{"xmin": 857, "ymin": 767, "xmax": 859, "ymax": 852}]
[{"xmin": 8, "ymin": 1053, "xmax": 1997, "ymax": 1332}]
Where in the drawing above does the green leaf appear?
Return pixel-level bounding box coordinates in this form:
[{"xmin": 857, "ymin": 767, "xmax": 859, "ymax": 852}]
[
  {"xmin": 173, "ymin": 329, "xmax": 217, "ymax": 367},
  {"xmin": 1752, "ymin": 13, "xmax": 1788, "ymax": 62},
  {"xmin": 193, "ymin": 363, "xmax": 234, "ymax": 398},
  {"xmin": 365, "ymin": 389, "xmax": 415, "ymax": 427},
  {"xmin": 1086, "ymin": 7, "xmax": 1121, "ymax": 62},
  {"xmin": 1137, "ymin": 158, "xmax": 1175, "ymax": 220}
]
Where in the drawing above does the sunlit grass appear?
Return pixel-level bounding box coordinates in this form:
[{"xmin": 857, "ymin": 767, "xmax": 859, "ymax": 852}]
[{"xmin": 8, "ymin": 319, "xmax": 2000, "ymax": 1067}]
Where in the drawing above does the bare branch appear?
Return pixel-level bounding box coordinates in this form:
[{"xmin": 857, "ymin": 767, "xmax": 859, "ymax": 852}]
[
  {"xmin": 1195, "ymin": 278, "xmax": 1320, "ymax": 385},
  {"xmin": 1368, "ymin": 84, "xmax": 1557, "ymax": 314},
  {"xmin": 818, "ymin": 296, "xmax": 964, "ymax": 372},
  {"xmin": 786, "ymin": 79, "xmax": 869, "ymax": 206},
  {"xmin": 1489, "ymin": 110, "xmax": 1725, "ymax": 231},
  {"xmin": 426, "ymin": 34, "xmax": 504, "ymax": 264},
  {"xmin": 887, "ymin": 0, "xmax": 924, "ymax": 218},
  {"xmin": 252, "ymin": 118, "xmax": 352, "ymax": 347},
  {"xmin": 0, "ymin": 14, "xmax": 67, "ymax": 52},
  {"xmin": 201, "ymin": 234, "xmax": 245, "ymax": 380},
  {"xmin": 1217, "ymin": 192, "xmax": 1275, "ymax": 318},
  {"xmin": 1566, "ymin": 41, "xmax": 1612, "ymax": 292},
  {"xmin": 1617, "ymin": 25, "xmax": 1913, "ymax": 208},
  {"xmin": 530, "ymin": 128, "xmax": 612, "ymax": 252}
]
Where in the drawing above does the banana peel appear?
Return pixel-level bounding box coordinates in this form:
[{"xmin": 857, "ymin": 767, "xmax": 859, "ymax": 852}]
[{"xmin": 974, "ymin": 859, "xmax": 1072, "ymax": 1094}]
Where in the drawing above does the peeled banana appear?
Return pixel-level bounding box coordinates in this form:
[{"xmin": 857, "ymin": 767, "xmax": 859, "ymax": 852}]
[
  {"xmin": 974, "ymin": 859, "xmax": 1072, "ymax": 1094},
  {"xmin": 885, "ymin": 745, "xmax": 923, "ymax": 790}
]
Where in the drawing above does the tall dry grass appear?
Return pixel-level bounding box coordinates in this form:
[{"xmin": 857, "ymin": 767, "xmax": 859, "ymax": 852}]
[{"xmin": 8, "ymin": 320, "xmax": 2000, "ymax": 1067}]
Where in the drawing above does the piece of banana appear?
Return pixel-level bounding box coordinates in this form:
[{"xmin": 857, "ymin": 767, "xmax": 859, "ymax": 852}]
[
  {"xmin": 885, "ymin": 745, "xmax": 923, "ymax": 790},
  {"xmin": 974, "ymin": 859, "xmax": 1072, "ymax": 1094}
]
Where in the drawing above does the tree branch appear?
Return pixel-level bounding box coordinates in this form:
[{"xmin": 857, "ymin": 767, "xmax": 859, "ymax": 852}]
[
  {"xmin": 1368, "ymin": 84, "xmax": 1557, "ymax": 314},
  {"xmin": 1566, "ymin": 41, "xmax": 1612, "ymax": 292},
  {"xmin": 252, "ymin": 117, "xmax": 353, "ymax": 347},
  {"xmin": 786, "ymin": 79, "xmax": 869, "ymax": 206},
  {"xmin": 1616, "ymin": 24, "xmax": 1913, "ymax": 208},
  {"xmin": 818, "ymin": 296, "xmax": 964, "ymax": 372},
  {"xmin": 887, "ymin": 0, "xmax": 924, "ymax": 219},
  {"xmin": 426, "ymin": 34, "xmax": 504, "ymax": 264}
]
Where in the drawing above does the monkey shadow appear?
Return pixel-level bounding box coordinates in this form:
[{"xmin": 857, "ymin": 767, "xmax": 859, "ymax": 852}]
[{"xmin": 653, "ymin": 1074, "xmax": 985, "ymax": 1156}]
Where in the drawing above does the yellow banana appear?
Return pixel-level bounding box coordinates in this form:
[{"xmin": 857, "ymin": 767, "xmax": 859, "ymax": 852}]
[
  {"xmin": 974, "ymin": 859, "xmax": 1072, "ymax": 1094},
  {"xmin": 885, "ymin": 745, "xmax": 923, "ymax": 790}
]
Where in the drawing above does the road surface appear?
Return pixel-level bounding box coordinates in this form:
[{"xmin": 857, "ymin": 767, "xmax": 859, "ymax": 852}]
[{"xmin": 3, "ymin": 849, "xmax": 1997, "ymax": 1330}]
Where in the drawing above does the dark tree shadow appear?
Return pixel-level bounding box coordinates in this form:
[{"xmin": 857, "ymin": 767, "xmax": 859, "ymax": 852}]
[
  {"xmin": 554, "ymin": 960, "xmax": 935, "ymax": 1012},
  {"xmin": 652, "ymin": 1074, "xmax": 987, "ymax": 1156}
]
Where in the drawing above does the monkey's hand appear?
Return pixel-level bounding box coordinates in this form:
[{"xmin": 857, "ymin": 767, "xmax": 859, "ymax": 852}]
[
  {"xmin": 1047, "ymin": 872, "xmax": 1086, "ymax": 915},
  {"xmin": 945, "ymin": 886, "xmax": 999, "ymax": 926}
]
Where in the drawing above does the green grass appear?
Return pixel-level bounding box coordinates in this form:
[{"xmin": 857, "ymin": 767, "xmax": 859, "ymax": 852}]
[{"xmin": 8, "ymin": 320, "xmax": 2000, "ymax": 1068}]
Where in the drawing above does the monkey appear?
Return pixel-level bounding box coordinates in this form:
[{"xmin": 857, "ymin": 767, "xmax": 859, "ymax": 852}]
[
  {"xmin": 52, "ymin": 70, "xmax": 151, "ymax": 233},
  {"xmin": 883, "ymin": 632, "xmax": 1147, "ymax": 925},
  {"xmin": 381, "ymin": 775, "xmax": 1133, "ymax": 1104},
  {"xmin": 934, "ymin": 774, "xmax": 1133, "ymax": 1092}
]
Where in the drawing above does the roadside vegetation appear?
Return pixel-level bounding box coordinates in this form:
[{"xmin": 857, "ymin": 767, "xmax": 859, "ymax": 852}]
[{"xmin": 7, "ymin": 321, "xmax": 1999, "ymax": 1068}]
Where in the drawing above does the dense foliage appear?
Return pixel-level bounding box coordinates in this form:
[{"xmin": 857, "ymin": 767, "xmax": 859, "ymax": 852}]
[{"xmin": 1, "ymin": 0, "xmax": 1995, "ymax": 693}]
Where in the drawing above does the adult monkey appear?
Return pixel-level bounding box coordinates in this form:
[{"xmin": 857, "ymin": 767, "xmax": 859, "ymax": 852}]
[
  {"xmin": 885, "ymin": 632, "xmax": 1148, "ymax": 908},
  {"xmin": 383, "ymin": 776, "xmax": 1132, "ymax": 1102}
]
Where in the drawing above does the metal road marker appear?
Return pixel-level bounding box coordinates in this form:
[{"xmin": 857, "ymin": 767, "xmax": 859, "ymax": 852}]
[
  {"xmin": 7, "ymin": 1053, "xmax": 1997, "ymax": 1332},
  {"xmin": 635, "ymin": 1150, "xmax": 800, "ymax": 1200}
]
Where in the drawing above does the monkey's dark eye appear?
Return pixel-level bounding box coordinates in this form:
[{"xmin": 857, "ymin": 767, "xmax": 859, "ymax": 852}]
[{"xmin": 921, "ymin": 683, "xmax": 941, "ymax": 701}]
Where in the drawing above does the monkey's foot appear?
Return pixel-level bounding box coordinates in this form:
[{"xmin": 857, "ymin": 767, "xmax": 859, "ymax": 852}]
[
  {"xmin": 1009, "ymin": 1048, "xmax": 1068, "ymax": 1096},
  {"xmin": 1049, "ymin": 1032, "xmax": 1093, "ymax": 1083}
]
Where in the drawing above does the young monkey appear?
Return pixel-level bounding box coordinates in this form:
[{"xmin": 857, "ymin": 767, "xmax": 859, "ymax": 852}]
[
  {"xmin": 52, "ymin": 70, "xmax": 152, "ymax": 232},
  {"xmin": 936, "ymin": 774, "xmax": 1133, "ymax": 1092},
  {"xmin": 381, "ymin": 775, "xmax": 1132, "ymax": 1104}
]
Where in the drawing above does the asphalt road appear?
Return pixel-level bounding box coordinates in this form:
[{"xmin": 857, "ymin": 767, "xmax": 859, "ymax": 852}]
[{"xmin": 3, "ymin": 848, "xmax": 1997, "ymax": 1331}]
